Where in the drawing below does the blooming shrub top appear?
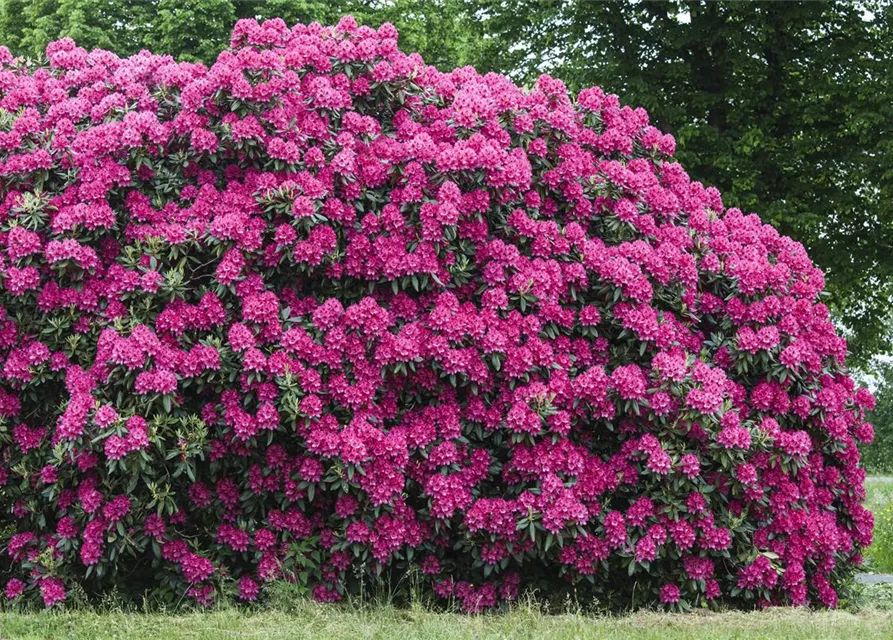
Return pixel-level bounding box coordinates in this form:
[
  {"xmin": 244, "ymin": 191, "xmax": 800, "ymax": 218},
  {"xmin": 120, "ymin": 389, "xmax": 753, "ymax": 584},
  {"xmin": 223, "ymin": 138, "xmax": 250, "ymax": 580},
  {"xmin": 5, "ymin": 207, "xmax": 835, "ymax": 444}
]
[{"xmin": 0, "ymin": 16, "xmax": 875, "ymax": 611}]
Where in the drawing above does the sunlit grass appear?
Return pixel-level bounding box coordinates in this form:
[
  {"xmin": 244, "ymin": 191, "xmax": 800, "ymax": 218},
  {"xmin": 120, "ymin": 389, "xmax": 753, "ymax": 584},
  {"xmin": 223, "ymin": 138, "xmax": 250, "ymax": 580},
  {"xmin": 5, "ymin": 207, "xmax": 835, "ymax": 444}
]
[
  {"xmin": 865, "ymin": 477, "xmax": 893, "ymax": 573},
  {"xmin": 3, "ymin": 603, "xmax": 893, "ymax": 640}
]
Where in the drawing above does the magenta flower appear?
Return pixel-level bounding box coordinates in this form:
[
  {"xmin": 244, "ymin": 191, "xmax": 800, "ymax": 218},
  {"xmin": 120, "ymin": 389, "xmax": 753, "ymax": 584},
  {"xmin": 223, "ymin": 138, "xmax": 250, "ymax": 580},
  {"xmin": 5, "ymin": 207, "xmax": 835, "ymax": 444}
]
[{"xmin": 0, "ymin": 15, "xmax": 872, "ymax": 613}]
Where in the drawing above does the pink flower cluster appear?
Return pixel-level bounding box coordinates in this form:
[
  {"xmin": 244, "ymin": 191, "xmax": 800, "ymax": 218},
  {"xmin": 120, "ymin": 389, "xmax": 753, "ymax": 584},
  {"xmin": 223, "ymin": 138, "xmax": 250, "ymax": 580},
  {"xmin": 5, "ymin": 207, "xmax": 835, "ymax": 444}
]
[{"xmin": 0, "ymin": 16, "xmax": 874, "ymax": 611}]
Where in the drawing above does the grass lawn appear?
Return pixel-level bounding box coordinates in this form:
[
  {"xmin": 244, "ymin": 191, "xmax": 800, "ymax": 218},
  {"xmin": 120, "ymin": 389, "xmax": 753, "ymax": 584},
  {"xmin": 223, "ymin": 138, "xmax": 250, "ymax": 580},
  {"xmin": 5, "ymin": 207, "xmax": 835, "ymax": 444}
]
[
  {"xmin": 865, "ymin": 476, "xmax": 893, "ymax": 513},
  {"xmin": 3, "ymin": 478, "xmax": 893, "ymax": 639},
  {"xmin": 3, "ymin": 605, "xmax": 893, "ymax": 640},
  {"xmin": 865, "ymin": 477, "xmax": 893, "ymax": 573}
]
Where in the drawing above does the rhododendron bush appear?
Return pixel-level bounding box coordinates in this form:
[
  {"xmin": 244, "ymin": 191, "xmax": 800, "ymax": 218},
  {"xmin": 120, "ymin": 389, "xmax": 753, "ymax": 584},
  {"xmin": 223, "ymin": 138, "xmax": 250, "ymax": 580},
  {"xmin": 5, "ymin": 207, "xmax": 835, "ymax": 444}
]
[{"xmin": 0, "ymin": 16, "xmax": 877, "ymax": 611}]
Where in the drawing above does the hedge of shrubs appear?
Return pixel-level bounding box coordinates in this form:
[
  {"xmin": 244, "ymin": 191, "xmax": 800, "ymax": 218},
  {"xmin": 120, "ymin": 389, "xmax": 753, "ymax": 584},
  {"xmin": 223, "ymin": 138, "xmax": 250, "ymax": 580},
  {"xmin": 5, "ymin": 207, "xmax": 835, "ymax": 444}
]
[{"xmin": 0, "ymin": 16, "xmax": 877, "ymax": 611}]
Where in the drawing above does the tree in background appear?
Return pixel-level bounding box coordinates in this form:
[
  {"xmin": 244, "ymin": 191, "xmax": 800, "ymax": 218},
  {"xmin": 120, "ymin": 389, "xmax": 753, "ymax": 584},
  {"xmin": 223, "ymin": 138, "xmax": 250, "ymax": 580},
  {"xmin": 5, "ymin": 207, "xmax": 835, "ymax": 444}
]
[
  {"xmin": 0, "ymin": 0, "xmax": 892, "ymax": 366},
  {"xmin": 0, "ymin": 0, "xmax": 485, "ymax": 68},
  {"xmin": 861, "ymin": 362, "xmax": 893, "ymax": 473},
  {"xmin": 474, "ymin": 0, "xmax": 893, "ymax": 366}
]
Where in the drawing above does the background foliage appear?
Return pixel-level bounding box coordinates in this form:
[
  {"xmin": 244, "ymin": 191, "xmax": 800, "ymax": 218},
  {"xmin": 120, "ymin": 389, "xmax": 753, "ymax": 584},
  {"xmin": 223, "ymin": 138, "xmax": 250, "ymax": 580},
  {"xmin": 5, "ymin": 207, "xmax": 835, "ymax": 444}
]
[
  {"xmin": 862, "ymin": 363, "xmax": 893, "ymax": 474},
  {"xmin": 476, "ymin": 0, "xmax": 893, "ymax": 368},
  {"xmin": 0, "ymin": 1, "xmax": 484, "ymax": 72}
]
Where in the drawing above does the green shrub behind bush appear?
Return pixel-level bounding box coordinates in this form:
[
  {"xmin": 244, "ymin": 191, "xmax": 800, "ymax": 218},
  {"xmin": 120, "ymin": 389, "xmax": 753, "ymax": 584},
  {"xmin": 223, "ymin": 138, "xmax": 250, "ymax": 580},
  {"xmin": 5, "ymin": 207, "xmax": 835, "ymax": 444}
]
[{"xmin": 862, "ymin": 365, "xmax": 893, "ymax": 475}]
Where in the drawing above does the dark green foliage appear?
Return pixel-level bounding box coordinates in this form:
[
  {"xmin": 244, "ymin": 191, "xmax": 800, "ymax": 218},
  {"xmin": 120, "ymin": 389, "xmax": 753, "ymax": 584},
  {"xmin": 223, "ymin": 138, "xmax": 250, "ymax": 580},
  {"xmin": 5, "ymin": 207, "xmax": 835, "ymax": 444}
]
[
  {"xmin": 472, "ymin": 0, "xmax": 893, "ymax": 366},
  {"xmin": 863, "ymin": 364, "xmax": 893, "ymax": 474},
  {"xmin": 0, "ymin": 0, "xmax": 484, "ymax": 69}
]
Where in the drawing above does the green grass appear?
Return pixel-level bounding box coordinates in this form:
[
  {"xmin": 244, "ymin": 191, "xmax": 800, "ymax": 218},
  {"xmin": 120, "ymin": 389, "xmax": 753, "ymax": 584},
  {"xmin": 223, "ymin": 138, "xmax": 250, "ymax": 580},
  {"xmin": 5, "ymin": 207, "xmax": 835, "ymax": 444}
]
[
  {"xmin": 865, "ymin": 477, "xmax": 893, "ymax": 573},
  {"xmin": 3, "ymin": 603, "xmax": 893, "ymax": 640},
  {"xmin": 3, "ymin": 582, "xmax": 893, "ymax": 640},
  {"xmin": 4, "ymin": 478, "xmax": 893, "ymax": 639},
  {"xmin": 865, "ymin": 477, "xmax": 893, "ymax": 513}
]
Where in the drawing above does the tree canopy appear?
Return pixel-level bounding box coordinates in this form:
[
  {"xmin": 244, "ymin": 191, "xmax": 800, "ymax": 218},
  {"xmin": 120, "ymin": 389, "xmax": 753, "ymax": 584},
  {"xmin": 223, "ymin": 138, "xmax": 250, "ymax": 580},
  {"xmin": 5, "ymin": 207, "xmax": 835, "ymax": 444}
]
[
  {"xmin": 475, "ymin": 1, "xmax": 893, "ymax": 366},
  {"xmin": 0, "ymin": 1, "xmax": 484, "ymax": 68},
  {"xmin": 0, "ymin": 0, "xmax": 891, "ymax": 365}
]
